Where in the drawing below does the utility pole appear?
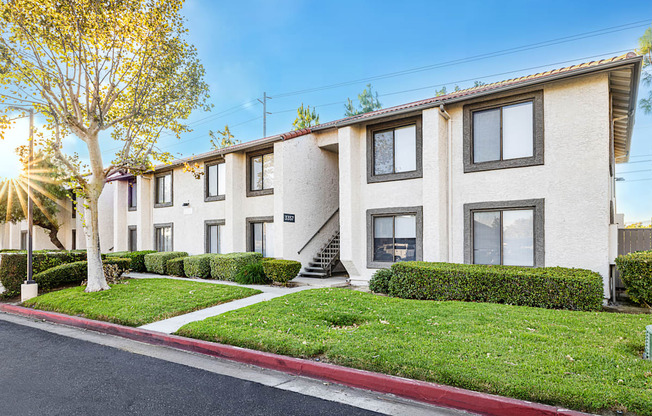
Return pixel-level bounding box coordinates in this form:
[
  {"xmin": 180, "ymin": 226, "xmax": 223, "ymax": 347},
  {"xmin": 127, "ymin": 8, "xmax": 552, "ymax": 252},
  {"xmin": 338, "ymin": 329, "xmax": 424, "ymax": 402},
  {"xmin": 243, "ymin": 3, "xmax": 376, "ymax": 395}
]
[{"xmin": 257, "ymin": 92, "xmax": 272, "ymax": 138}]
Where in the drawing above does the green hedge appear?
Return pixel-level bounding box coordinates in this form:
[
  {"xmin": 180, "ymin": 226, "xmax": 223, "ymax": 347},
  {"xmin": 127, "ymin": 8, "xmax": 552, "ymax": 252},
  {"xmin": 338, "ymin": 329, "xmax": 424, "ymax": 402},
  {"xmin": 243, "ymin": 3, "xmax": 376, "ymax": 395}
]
[
  {"xmin": 210, "ymin": 252, "xmax": 262, "ymax": 281},
  {"xmin": 615, "ymin": 250, "xmax": 652, "ymax": 306},
  {"xmin": 388, "ymin": 262, "xmax": 604, "ymax": 311},
  {"xmin": 369, "ymin": 268, "xmax": 393, "ymax": 294},
  {"xmin": 183, "ymin": 254, "xmax": 218, "ymax": 278},
  {"xmin": 234, "ymin": 261, "xmax": 269, "ymax": 284},
  {"xmin": 262, "ymin": 259, "xmax": 301, "ymax": 284},
  {"xmin": 0, "ymin": 251, "xmax": 87, "ymax": 297},
  {"xmin": 144, "ymin": 252, "xmax": 188, "ymax": 275},
  {"xmin": 105, "ymin": 250, "xmax": 156, "ymax": 272},
  {"xmin": 166, "ymin": 257, "xmax": 186, "ymax": 277},
  {"xmin": 33, "ymin": 257, "xmax": 131, "ymax": 292}
]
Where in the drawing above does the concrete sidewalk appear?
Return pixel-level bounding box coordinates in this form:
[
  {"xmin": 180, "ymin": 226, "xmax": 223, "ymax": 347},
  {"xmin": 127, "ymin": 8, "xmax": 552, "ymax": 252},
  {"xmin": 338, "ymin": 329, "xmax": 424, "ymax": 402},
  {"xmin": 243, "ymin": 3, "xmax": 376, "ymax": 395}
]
[{"xmin": 128, "ymin": 272, "xmax": 347, "ymax": 334}]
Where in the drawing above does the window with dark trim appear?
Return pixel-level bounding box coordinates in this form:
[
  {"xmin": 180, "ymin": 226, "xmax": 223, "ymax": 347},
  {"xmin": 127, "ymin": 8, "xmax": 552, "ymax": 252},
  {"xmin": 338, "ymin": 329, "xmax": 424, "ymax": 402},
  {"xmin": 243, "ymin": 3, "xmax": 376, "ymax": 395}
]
[
  {"xmin": 154, "ymin": 172, "xmax": 173, "ymax": 207},
  {"xmin": 205, "ymin": 220, "xmax": 224, "ymax": 254},
  {"xmin": 367, "ymin": 117, "xmax": 422, "ymax": 183},
  {"xmin": 247, "ymin": 151, "xmax": 274, "ymax": 197},
  {"xmin": 464, "ymin": 199, "xmax": 544, "ymax": 267},
  {"xmin": 20, "ymin": 231, "xmax": 27, "ymax": 250},
  {"xmin": 463, "ymin": 90, "xmax": 543, "ymax": 173},
  {"xmin": 246, "ymin": 217, "xmax": 274, "ymax": 257},
  {"xmin": 205, "ymin": 161, "xmax": 226, "ymax": 201},
  {"xmin": 154, "ymin": 223, "xmax": 173, "ymax": 252},
  {"xmin": 71, "ymin": 229, "xmax": 77, "ymax": 250},
  {"xmin": 127, "ymin": 179, "xmax": 137, "ymax": 211},
  {"xmin": 128, "ymin": 226, "xmax": 137, "ymax": 252},
  {"xmin": 366, "ymin": 206, "xmax": 423, "ymax": 268}
]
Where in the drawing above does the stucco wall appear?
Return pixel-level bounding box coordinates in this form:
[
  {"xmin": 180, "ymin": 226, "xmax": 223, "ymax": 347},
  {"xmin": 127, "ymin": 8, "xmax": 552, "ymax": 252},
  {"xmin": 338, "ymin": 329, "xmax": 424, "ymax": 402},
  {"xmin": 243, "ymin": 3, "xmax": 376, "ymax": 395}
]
[{"xmin": 339, "ymin": 72, "xmax": 614, "ymax": 295}]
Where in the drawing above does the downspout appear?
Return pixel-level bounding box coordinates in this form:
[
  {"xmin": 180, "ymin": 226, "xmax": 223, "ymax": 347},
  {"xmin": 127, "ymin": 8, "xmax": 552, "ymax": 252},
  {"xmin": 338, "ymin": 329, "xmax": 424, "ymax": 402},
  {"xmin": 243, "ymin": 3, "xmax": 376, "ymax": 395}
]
[
  {"xmin": 610, "ymin": 113, "xmax": 629, "ymax": 303},
  {"xmin": 439, "ymin": 105, "xmax": 452, "ymax": 262}
]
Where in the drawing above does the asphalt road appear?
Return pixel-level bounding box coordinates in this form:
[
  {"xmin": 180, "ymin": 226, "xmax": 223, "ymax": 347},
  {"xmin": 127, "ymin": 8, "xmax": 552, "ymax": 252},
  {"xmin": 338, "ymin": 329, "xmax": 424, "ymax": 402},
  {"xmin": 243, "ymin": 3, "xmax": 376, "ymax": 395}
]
[{"xmin": 0, "ymin": 319, "xmax": 382, "ymax": 416}]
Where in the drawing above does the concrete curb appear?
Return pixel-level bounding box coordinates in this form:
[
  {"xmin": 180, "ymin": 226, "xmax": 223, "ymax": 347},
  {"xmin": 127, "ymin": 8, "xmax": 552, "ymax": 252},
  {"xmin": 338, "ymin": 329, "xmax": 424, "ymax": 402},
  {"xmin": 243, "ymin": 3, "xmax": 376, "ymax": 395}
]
[{"xmin": 0, "ymin": 304, "xmax": 593, "ymax": 416}]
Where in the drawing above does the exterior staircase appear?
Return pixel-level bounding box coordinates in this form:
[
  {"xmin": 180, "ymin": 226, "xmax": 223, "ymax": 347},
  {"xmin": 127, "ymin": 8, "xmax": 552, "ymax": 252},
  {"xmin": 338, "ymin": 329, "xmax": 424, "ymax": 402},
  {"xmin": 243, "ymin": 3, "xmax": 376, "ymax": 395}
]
[{"xmin": 298, "ymin": 231, "xmax": 340, "ymax": 278}]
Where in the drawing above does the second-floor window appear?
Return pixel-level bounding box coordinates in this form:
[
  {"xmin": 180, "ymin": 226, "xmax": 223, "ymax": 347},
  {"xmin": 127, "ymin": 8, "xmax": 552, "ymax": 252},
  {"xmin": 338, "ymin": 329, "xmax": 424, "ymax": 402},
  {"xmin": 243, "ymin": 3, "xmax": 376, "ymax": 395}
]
[
  {"xmin": 248, "ymin": 152, "xmax": 274, "ymax": 196},
  {"xmin": 463, "ymin": 91, "xmax": 543, "ymax": 173},
  {"xmin": 155, "ymin": 172, "xmax": 172, "ymax": 207},
  {"xmin": 205, "ymin": 162, "xmax": 226, "ymax": 201},
  {"xmin": 367, "ymin": 117, "xmax": 422, "ymax": 183},
  {"xmin": 128, "ymin": 179, "xmax": 137, "ymax": 210}
]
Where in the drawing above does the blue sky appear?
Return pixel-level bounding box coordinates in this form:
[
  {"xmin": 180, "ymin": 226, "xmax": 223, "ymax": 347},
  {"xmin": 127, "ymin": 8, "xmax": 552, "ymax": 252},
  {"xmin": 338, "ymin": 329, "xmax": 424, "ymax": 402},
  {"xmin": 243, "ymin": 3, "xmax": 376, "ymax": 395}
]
[{"xmin": 2, "ymin": 0, "xmax": 651, "ymax": 222}]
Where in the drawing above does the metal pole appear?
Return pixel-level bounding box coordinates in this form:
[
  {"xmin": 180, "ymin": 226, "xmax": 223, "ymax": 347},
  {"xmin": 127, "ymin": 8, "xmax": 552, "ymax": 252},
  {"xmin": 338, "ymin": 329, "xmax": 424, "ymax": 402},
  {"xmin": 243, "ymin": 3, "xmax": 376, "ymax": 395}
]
[
  {"xmin": 27, "ymin": 108, "xmax": 34, "ymax": 283},
  {"xmin": 263, "ymin": 92, "xmax": 267, "ymax": 138}
]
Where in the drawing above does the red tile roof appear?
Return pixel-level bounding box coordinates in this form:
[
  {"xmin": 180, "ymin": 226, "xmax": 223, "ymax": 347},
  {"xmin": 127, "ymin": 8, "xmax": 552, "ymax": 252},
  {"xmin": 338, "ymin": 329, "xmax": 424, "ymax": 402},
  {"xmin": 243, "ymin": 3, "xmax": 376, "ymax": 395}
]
[{"xmin": 113, "ymin": 52, "xmax": 639, "ymax": 178}]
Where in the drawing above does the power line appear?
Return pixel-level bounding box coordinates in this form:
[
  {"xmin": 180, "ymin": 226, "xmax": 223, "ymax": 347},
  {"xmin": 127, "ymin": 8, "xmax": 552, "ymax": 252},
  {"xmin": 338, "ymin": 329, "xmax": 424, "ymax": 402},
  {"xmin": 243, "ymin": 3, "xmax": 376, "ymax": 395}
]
[
  {"xmin": 270, "ymin": 19, "xmax": 650, "ymax": 98},
  {"xmin": 617, "ymin": 177, "xmax": 652, "ymax": 183},
  {"xmin": 616, "ymin": 169, "xmax": 652, "ymax": 174}
]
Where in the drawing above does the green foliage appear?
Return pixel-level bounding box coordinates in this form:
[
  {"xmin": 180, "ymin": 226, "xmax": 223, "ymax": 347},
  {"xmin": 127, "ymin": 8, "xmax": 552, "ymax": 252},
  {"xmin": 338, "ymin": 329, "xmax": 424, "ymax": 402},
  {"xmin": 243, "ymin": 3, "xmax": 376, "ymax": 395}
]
[
  {"xmin": 344, "ymin": 84, "xmax": 382, "ymax": 116},
  {"xmin": 210, "ymin": 252, "xmax": 262, "ymax": 281},
  {"xmin": 262, "ymin": 259, "xmax": 301, "ymax": 284},
  {"xmin": 292, "ymin": 103, "xmax": 320, "ymax": 130},
  {"xmin": 209, "ymin": 125, "xmax": 240, "ymax": 150},
  {"xmin": 25, "ymin": 278, "xmax": 261, "ymax": 327},
  {"xmin": 166, "ymin": 257, "xmax": 186, "ymax": 277},
  {"xmin": 387, "ymin": 262, "xmax": 604, "ymax": 311},
  {"xmin": 177, "ymin": 288, "xmax": 652, "ymax": 416},
  {"xmin": 234, "ymin": 261, "xmax": 270, "ymax": 285},
  {"xmin": 638, "ymin": 26, "xmax": 652, "ymax": 114},
  {"xmin": 369, "ymin": 268, "xmax": 393, "ymax": 294},
  {"xmin": 0, "ymin": 151, "xmax": 69, "ymax": 249},
  {"xmin": 183, "ymin": 254, "xmax": 218, "ymax": 278},
  {"xmin": 105, "ymin": 250, "xmax": 156, "ymax": 272},
  {"xmin": 144, "ymin": 252, "xmax": 188, "ymax": 275},
  {"xmin": 0, "ymin": 251, "xmax": 87, "ymax": 297},
  {"xmin": 32, "ymin": 257, "xmax": 131, "ymax": 292},
  {"xmin": 615, "ymin": 250, "xmax": 652, "ymax": 306}
]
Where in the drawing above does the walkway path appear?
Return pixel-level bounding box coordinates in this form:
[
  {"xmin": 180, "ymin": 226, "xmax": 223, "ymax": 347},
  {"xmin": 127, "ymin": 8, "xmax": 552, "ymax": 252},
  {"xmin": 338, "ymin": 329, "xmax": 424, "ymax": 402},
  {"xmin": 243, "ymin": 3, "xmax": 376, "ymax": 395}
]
[{"xmin": 129, "ymin": 272, "xmax": 348, "ymax": 334}]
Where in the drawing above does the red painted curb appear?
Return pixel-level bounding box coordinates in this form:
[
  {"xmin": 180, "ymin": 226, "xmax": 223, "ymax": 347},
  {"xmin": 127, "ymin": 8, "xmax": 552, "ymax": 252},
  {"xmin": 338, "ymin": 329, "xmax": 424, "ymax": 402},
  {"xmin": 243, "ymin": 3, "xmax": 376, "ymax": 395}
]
[{"xmin": 0, "ymin": 304, "xmax": 593, "ymax": 416}]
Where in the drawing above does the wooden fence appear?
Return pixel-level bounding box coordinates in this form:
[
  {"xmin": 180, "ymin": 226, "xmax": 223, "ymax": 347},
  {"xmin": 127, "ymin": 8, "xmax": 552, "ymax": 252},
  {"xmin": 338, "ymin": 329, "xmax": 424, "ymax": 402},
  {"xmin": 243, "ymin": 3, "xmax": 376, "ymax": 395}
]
[{"xmin": 615, "ymin": 228, "xmax": 652, "ymax": 290}]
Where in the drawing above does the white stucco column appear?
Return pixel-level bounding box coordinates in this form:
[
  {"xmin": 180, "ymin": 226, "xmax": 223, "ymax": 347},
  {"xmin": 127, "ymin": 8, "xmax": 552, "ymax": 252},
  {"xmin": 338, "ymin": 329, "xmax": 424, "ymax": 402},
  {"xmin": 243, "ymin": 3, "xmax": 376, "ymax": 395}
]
[
  {"xmin": 338, "ymin": 125, "xmax": 362, "ymax": 280},
  {"xmin": 273, "ymin": 141, "xmax": 285, "ymax": 259},
  {"xmin": 224, "ymin": 153, "xmax": 246, "ymax": 253},
  {"xmin": 422, "ymin": 107, "xmax": 449, "ymax": 261},
  {"xmin": 137, "ymin": 176, "xmax": 153, "ymax": 250},
  {"xmin": 113, "ymin": 180, "xmax": 128, "ymax": 252}
]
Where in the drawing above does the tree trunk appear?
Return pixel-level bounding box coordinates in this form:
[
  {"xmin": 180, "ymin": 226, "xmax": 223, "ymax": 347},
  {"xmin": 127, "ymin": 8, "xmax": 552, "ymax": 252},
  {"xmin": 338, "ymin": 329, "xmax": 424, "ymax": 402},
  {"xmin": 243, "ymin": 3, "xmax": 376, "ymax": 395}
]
[
  {"xmin": 84, "ymin": 192, "xmax": 109, "ymax": 292},
  {"xmin": 46, "ymin": 227, "xmax": 65, "ymax": 250}
]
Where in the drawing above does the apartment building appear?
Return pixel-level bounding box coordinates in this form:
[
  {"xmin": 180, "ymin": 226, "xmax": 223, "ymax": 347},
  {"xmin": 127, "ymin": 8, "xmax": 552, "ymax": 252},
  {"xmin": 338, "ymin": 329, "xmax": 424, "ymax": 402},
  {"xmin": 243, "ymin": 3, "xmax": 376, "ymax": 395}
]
[{"xmin": 1, "ymin": 53, "xmax": 642, "ymax": 300}]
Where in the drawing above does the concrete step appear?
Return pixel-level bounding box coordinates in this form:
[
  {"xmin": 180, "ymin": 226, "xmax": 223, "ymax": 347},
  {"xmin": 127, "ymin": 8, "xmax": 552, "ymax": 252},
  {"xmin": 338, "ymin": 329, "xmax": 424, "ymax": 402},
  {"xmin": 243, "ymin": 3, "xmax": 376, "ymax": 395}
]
[
  {"xmin": 305, "ymin": 266, "xmax": 326, "ymax": 273},
  {"xmin": 299, "ymin": 271, "xmax": 328, "ymax": 278}
]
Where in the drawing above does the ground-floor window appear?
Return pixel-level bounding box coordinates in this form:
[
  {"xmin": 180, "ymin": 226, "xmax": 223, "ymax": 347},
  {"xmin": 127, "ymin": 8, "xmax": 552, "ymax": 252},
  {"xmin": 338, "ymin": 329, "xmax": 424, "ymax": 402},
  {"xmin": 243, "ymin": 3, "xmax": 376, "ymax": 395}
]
[
  {"xmin": 71, "ymin": 229, "xmax": 77, "ymax": 250},
  {"xmin": 20, "ymin": 231, "xmax": 27, "ymax": 250},
  {"xmin": 205, "ymin": 220, "xmax": 224, "ymax": 254},
  {"xmin": 464, "ymin": 199, "xmax": 544, "ymax": 267},
  {"xmin": 154, "ymin": 223, "xmax": 173, "ymax": 252},
  {"xmin": 128, "ymin": 226, "xmax": 137, "ymax": 252},
  {"xmin": 367, "ymin": 206, "xmax": 423, "ymax": 268},
  {"xmin": 247, "ymin": 217, "xmax": 274, "ymax": 258}
]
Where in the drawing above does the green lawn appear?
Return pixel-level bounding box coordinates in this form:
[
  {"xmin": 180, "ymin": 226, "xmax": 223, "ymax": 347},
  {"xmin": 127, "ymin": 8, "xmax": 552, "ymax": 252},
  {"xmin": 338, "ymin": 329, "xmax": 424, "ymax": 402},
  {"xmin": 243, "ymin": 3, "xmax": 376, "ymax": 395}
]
[
  {"xmin": 24, "ymin": 278, "xmax": 261, "ymax": 326},
  {"xmin": 176, "ymin": 288, "xmax": 652, "ymax": 416}
]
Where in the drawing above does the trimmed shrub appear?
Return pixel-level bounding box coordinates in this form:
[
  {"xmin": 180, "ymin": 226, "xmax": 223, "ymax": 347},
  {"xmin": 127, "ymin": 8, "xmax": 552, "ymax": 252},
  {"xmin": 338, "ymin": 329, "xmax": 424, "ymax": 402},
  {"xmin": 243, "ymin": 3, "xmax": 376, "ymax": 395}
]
[
  {"xmin": 388, "ymin": 262, "xmax": 604, "ymax": 311},
  {"xmin": 105, "ymin": 250, "xmax": 156, "ymax": 273},
  {"xmin": 210, "ymin": 252, "xmax": 262, "ymax": 281},
  {"xmin": 166, "ymin": 257, "xmax": 186, "ymax": 277},
  {"xmin": 183, "ymin": 254, "xmax": 218, "ymax": 278},
  {"xmin": 615, "ymin": 250, "xmax": 652, "ymax": 306},
  {"xmin": 0, "ymin": 250, "xmax": 87, "ymax": 297},
  {"xmin": 234, "ymin": 261, "xmax": 270, "ymax": 284},
  {"xmin": 262, "ymin": 259, "xmax": 301, "ymax": 285},
  {"xmin": 33, "ymin": 257, "xmax": 131, "ymax": 291},
  {"xmin": 369, "ymin": 268, "xmax": 393, "ymax": 294},
  {"xmin": 144, "ymin": 252, "xmax": 189, "ymax": 275}
]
